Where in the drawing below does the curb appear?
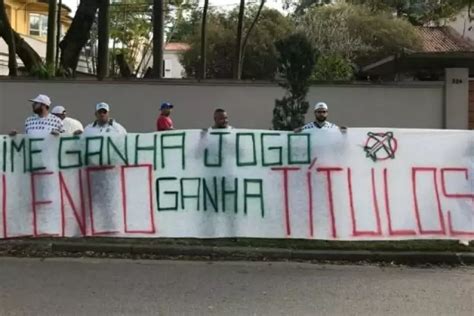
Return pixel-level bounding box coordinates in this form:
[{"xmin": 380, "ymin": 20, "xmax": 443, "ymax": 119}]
[{"xmin": 1, "ymin": 240, "xmax": 473, "ymax": 265}]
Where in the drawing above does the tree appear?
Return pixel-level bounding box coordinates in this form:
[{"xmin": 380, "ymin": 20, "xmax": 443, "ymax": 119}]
[
  {"xmin": 272, "ymin": 33, "xmax": 317, "ymax": 131},
  {"xmin": 110, "ymin": 0, "xmax": 152, "ymax": 75},
  {"xmin": 59, "ymin": 0, "xmax": 100, "ymax": 76},
  {"xmin": 0, "ymin": 0, "xmax": 17, "ymax": 76},
  {"xmin": 233, "ymin": 0, "xmax": 245, "ymax": 79},
  {"xmin": 298, "ymin": 3, "xmax": 421, "ymax": 64},
  {"xmin": 312, "ymin": 55, "xmax": 354, "ymax": 81},
  {"xmin": 238, "ymin": 0, "xmax": 266, "ymax": 79},
  {"xmin": 348, "ymin": 0, "xmax": 470, "ymax": 24},
  {"xmin": 283, "ymin": 0, "xmax": 331, "ymax": 16},
  {"xmin": 290, "ymin": 0, "xmax": 470, "ymax": 25},
  {"xmin": 167, "ymin": 0, "xmax": 200, "ymax": 42},
  {"xmin": 0, "ymin": 0, "xmax": 43, "ymax": 74},
  {"xmin": 181, "ymin": 8, "xmax": 292, "ymax": 80},
  {"xmin": 200, "ymin": 0, "xmax": 209, "ymax": 79}
]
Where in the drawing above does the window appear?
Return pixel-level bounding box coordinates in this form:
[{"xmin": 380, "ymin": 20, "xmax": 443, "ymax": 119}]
[{"xmin": 29, "ymin": 13, "xmax": 48, "ymax": 37}]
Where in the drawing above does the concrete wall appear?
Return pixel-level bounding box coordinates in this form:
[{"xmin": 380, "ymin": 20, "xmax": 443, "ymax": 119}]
[
  {"xmin": 445, "ymin": 68, "xmax": 469, "ymax": 129},
  {"xmin": 0, "ymin": 80, "xmax": 445, "ymax": 133}
]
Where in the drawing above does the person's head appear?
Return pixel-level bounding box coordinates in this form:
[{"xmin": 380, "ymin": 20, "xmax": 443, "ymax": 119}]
[
  {"xmin": 314, "ymin": 102, "xmax": 329, "ymax": 122},
  {"xmin": 29, "ymin": 94, "xmax": 51, "ymax": 116},
  {"xmin": 51, "ymin": 105, "xmax": 67, "ymax": 120},
  {"xmin": 160, "ymin": 102, "xmax": 174, "ymax": 116},
  {"xmin": 213, "ymin": 108, "xmax": 229, "ymax": 128},
  {"xmin": 95, "ymin": 102, "xmax": 110, "ymax": 124}
]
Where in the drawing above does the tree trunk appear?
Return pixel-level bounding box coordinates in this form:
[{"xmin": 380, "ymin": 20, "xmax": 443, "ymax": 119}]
[
  {"xmin": 46, "ymin": 0, "xmax": 58, "ymax": 72},
  {"xmin": 59, "ymin": 0, "xmax": 100, "ymax": 76},
  {"xmin": 153, "ymin": 0, "xmax": 164, "ymax": 78},
  {"xmin": 97, "ymin": 0, "xmax": 110, "ymax": 80},
  {"xmin": 0, "ymin": 0, "xmax": 17, "ymax": 76},
  {"xmin": 55, "ymin": 0, "xmax": 63, "ymax": 69},
  {"xmin": 233, "ymin": 0, "xmax": 245, "ymax": 80},
  {"xmin": 6, "ymin": 28, "xmax": 17, "ymax": 76},
  {"xmin": 200, "ymin": 0, "xmax": 209, "ymax": 79},
  {"xmin": 239, "ymin": 0, "xmax": 265, "ymax": 79},
  {"xmin": 116, "ymin": 53, "xmax": 132, "ymax": 78},
  {"xmin": 0, "ymin": 0, "xmax": 42, "ymax": 73}
]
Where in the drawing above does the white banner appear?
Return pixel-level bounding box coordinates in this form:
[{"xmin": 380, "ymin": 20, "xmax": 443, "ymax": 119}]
[{"xmin": 0, "ymin": 128, "xmax": 472, "ymax": 240}]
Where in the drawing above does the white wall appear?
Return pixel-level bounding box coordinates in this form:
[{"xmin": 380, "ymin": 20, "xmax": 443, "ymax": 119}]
[
  {"xmin": 445, "ymin": 68, "xmax": 469, "ymax": 129},
  {"xmin": 0, "ymin": 80, "xmax": 445, "ymax": 134},
  {"xmin": 163, "ymin": 51, "xmax": 186, "ymax": 79}
]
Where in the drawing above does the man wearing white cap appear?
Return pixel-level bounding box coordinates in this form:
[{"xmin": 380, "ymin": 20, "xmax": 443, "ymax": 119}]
[
  {"xmin": 51, "ymin": 105, "xmax": 84, "ymax": 135},
  {"xmin": 295, "ymin": 102, "xmax": 347, "ymax": 132},
  {"xmin": 9, "ymin": 94, "xmax": 64, "ymax": 137},
  {"xmin": 82, "ymin": 102, "xmax": 127, "ymax": 135}
]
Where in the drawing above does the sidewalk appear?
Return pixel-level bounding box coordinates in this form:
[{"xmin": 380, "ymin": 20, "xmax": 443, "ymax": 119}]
[{"xmin": 1, "ymin": 238, "xmax": 473, "ymax": 265}]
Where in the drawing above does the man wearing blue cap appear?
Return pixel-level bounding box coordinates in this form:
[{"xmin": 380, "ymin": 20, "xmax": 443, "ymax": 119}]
[{"xmin": 156, "ymin": 102, "xmax": 174, "ymax": 131}]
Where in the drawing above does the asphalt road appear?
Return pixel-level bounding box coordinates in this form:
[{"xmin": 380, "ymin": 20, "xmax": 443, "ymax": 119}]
[{"xmin": 0, "ymin": 257, "xmax": 472, "ymax": 316}]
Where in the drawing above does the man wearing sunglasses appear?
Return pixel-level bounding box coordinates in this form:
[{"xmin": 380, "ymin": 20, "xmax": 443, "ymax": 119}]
[
  {"xmin": 9, "ymin": 94, "xmax": 64, "ymax": 137},
  {"xmin": 294, "ymin": 102, "xmax": 347, "ymax": 133},
  {"xmin": 82, "ymin": 102, "xmax": 127, "ymax": 135}
]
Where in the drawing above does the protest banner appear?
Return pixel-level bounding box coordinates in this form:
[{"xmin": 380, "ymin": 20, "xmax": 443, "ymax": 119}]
[{"xmin": 0, "ymin": 128, "xmax": 472, "ymax": 240}]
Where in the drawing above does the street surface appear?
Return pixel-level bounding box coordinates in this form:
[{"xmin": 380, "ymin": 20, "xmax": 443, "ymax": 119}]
[{"xmin": 0, "ymin": 257, "xmax": 472, "ymax": 316}]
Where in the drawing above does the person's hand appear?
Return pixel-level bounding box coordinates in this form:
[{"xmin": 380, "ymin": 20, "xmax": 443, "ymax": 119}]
[
  {"xmin": 294, "ymin": 127, "xmax": 303, "ymax": 133},
  {"xmin": 9, "ymin": 130, "xmax": 17, "ymax": 137},
  {"xmin": 339, "ymin": 126, "xmax": 348, "ymax": 134},
  {"xmin": 73, "ymin": 130, "xmax": 83, "ymax": 136}
]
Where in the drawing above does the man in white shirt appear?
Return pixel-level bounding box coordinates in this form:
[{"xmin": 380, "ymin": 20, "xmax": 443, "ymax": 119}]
[
  {"xmin": 82, "ymin": 102, "xmax": 127, "ymax": 135},
  {"xmin": 51, "ymin": 105, "xmax": 84, "ymax": 135},
  {"xmin": 295, "ymin": 102, "xmax": 347, "ymax": 133},
  {"xmin": 9, "ymin": 94, "xmax": 64, "ymax": 137}
]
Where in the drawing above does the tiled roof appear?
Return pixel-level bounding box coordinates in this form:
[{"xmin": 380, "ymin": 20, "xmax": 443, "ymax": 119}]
[
  {"xmin": 414, "ymin": 26, "xmax": 474, "ymax": 52},
  {"xmin": 165, "ymin": 43, "xmax": 191, "ymax": 52}
]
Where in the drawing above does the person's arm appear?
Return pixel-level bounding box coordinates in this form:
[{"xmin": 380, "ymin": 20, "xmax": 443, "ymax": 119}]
[
  {"xmin": 294, "ymin": 123, "xmax": 310, "ymax": 133},
  {"xmin": 115, "ymin": 122, "xmax": 127, "ymax": 135},
  {"xmin": 51, "ymin": 118, "xmax": 64, "ymax": 136},
  {"xmin": 294, "ymin": 127, "xmax": 304, "ymax": 133},
  {"xmin": 73, "ymin": 120, "xmax": 84, "ymax": 135},
  {"xmin": 165, "ymin": 118, "xmax": 174, "ymax": 130},
  {"xmin": 12, "ymin": 118, "xmax": 28, "ymax": 136}
]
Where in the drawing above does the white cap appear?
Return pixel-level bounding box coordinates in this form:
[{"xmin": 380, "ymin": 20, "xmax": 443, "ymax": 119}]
[
  {"xmin": 96, "ymin": 102, "xmax": 110, "ymax": 112},
  {"xmin": 314, "ymin": 102, "xmax": 328, "ymax": 111},
  {"xmin": 29, "ymin": 94, "xmax": 51, "ymax": 106},
  {"xmin": 51, "ymin": 105, "xmax": 66, "ymax": 114}
]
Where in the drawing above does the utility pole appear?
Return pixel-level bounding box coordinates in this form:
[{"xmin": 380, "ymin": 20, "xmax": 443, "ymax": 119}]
[
  {"xmin": 97, "ymin": 0, "xmax": 110, "ymax": 80},
  {"xmin": 153, "ymin": 0, "xmax": 164, "ymax": 78},
  {"xmin": 55, "ymin": 0, "xmax": 62, "ymax": 69},
  {"xmin": 46, "ymin": 0, "xmax": 58, "ymax": 73}
]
